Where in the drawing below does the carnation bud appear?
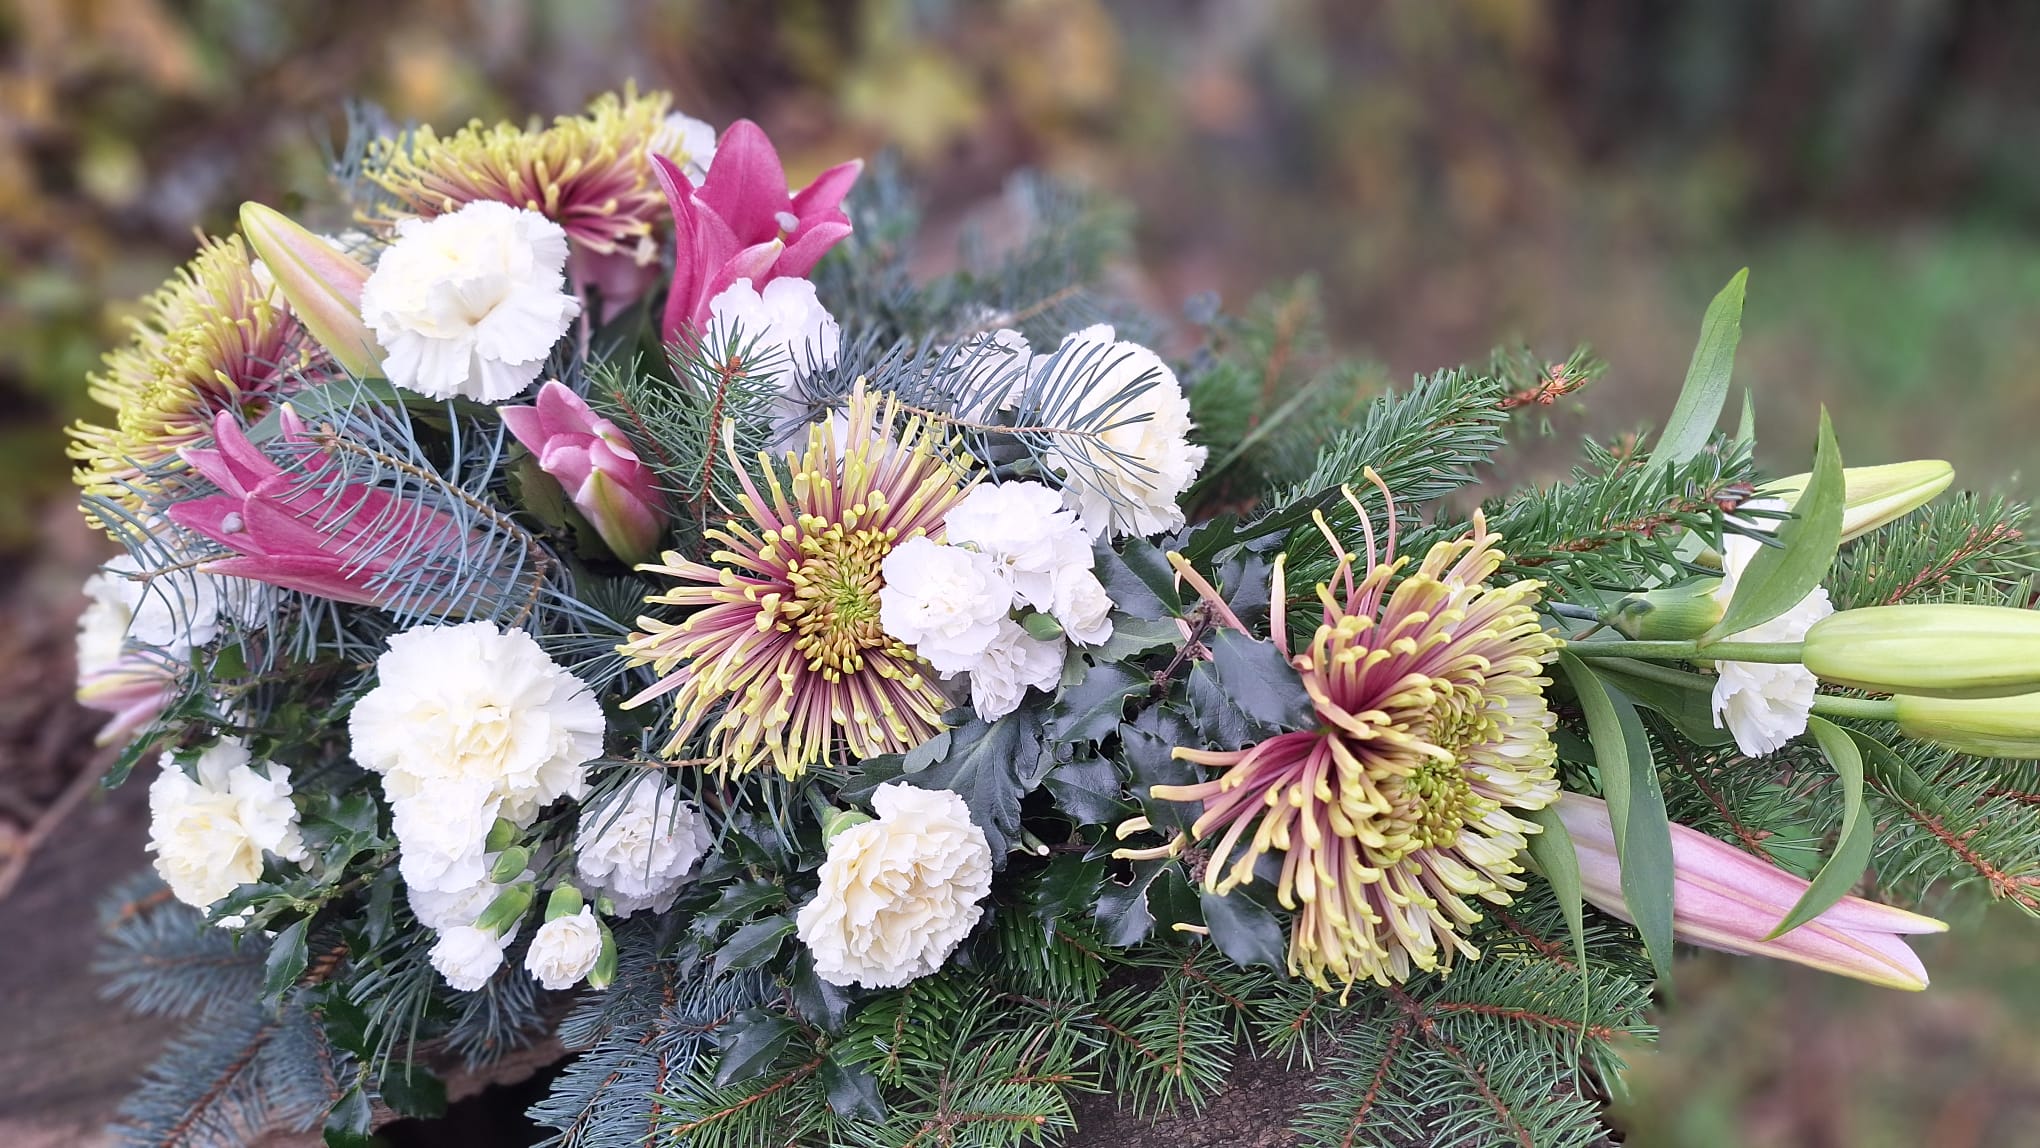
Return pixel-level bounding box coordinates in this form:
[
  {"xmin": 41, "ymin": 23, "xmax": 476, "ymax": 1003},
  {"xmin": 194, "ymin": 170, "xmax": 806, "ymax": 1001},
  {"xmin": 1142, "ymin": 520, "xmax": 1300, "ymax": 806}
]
[
  {"xmin": 1894, "ymin": 692, "xmax": 2040, "ymax": 759},
  {"xmin": 586, "ymin": 921, "xmax": 619, "ymax": 990},
  {"xmin": 544, "ymin": 884, "xmax": 586, "ymax": 922},
  {"xmin": 1020, "ymin": 611, "xmax": 1064, "ymax": 641},
  {"xmin": 1606, "ymin": 579, "xmax": 1726, "ymax": 641},
  {"xmin": 475, "ymin": 882, "xmax": 534, "ymax": 935},
  {"xmin": 821, "ymin": 807, "xmax": 874, "ymax": 846},
  {"xmin": 238, "ymin": 202, "xmax": 379, "ymax": 377},
  {"xmin": 1802, "ymin": 604, "xmax": 2040, "ymax": 698},
  {"xmin": 488, "ymin": 845, "xmax": 533, "ymax": 883},
  {"xmin": 484, "ymin": 818, "xmax": 519, "ymax": 854},
  {"xmin": 1764, "ymin": 459, "xmax": 1954, "ymax": 543}
]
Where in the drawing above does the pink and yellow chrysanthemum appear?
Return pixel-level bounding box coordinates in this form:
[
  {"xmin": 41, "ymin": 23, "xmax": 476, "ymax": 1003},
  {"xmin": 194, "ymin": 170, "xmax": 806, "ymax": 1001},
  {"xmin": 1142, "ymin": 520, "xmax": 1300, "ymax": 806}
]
[
  {"xmin": 620, "ymin": 387, "xmax": 972, "ymax": 778},
  {"xmin": 364, "ymin": 87, "xmax": 699, "ymax": 262},
  {"xmin": 69, "ymin": 234, "xmax": 305, "ymax": 518},
  {"xmin": 1126, "ymin": 476, "xmax": 1561, "ymax": 991}
]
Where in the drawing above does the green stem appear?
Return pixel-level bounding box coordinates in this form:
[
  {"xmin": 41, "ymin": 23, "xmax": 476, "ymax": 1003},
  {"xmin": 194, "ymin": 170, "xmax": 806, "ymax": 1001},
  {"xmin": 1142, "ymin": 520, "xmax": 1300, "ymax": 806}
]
[
  {"xmin": 1564, "ymin": 639, "xmax": 1805, "ymax": 664},
  {"xmin": 1809, "ymin": 694, "xmax": 1899, "ymax": 721},
  {"xmin": 1592, "ymin": 658, "xmax": 1717, "ymax": 692}
]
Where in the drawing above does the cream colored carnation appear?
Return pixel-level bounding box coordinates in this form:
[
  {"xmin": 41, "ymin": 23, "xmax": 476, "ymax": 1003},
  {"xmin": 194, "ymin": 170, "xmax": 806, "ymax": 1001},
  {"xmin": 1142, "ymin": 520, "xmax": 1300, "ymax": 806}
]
[
  {"xmin": 1035, "ymin": 324, "xmax": 1207, "ymax": 539},
  {"xmin": 350, "ymin": 621, "xmax": 605, "ymax": 825},
  {"xmin": 524, "ymin": 906, "xmax": 604, "ymax": 990},
  {"xmin": 430, "ymin": 925, "xmax": 509, "ymax": 992},
  {"xmin": 795, "ymin": 783, "xmax": 993, "ymax": 988},
  {"xmin": 146, "ymin": 739, "xmax": 307, "ymax": 912},
  {"xmin": 573, "ymin": 773, "xmax": 712, "ymax": 915}
]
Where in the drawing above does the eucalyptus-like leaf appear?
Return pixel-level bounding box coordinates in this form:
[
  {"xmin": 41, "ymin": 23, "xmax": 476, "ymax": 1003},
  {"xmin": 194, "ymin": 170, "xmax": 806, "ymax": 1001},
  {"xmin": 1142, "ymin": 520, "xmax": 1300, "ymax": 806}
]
[
  {"xmin": 1768, "ymin": 716, "xmax": 1874, "ymax": 938},
  {"xmin": 1704, "ymin": 407, "xmax": 1844, "ymax": 643},
  {"xmin": 1561, "ymin": 652, "xmax": 1676, "ymax": 985},
  {"xmin": 1650, "ymin": 268, "xmax": 1747, "ymax": 470}
]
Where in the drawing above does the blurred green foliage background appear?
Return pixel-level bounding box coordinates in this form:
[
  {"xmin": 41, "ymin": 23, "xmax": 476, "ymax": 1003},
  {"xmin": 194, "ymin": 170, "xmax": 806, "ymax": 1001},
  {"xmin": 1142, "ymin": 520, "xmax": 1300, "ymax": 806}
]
[{"xmin": 5, "ymin": 1, "xmax": 2040, "ymax": 1142}]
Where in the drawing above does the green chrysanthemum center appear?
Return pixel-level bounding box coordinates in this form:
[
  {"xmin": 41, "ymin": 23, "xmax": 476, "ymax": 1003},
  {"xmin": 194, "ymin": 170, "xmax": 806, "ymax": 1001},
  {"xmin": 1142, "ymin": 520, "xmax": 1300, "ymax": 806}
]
[
  {"xmin": 1394, "ymin": 754, "xmax": 1490, "ymax": 854},
  {"xmin": 786, "ymin": 517, "xmax": 897, "ymax": 678}
]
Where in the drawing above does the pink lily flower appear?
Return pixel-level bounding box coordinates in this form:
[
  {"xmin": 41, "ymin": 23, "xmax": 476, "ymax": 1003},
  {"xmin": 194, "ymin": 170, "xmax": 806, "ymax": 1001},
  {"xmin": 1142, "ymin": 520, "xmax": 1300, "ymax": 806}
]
[
  {"xmin": 78, "ymin": 661, "xmax": 179, "ymax": 746},
  {"xmin": 167, "ymin": 409, "xmax": 479, "ymax": 611},
  {"xmin": 1554, "ymin": 793, "xmax": 1945, "ymax": 990},
  {"xmin": 653, "ymin": 119, "xmax": 860, "ymax": 344},
  {"xmin": 501, "ymin": 381, "xmax": 667, "ymax": 564}
]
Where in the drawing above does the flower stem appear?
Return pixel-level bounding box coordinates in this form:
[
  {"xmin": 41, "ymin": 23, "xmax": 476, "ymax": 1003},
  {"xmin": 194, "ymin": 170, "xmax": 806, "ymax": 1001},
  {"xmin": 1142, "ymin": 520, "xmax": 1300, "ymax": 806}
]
[
  {"xmin": 1564, "ymin": 639, "xmax": 1805, "ymax": 664},
  {"xmin": 1809, "ymin": 694, "xmax": 1900, "ymax": 721},
  {"xmin": 1592, "ymin": 658, "xmax": 1717, "ymax": 692}
]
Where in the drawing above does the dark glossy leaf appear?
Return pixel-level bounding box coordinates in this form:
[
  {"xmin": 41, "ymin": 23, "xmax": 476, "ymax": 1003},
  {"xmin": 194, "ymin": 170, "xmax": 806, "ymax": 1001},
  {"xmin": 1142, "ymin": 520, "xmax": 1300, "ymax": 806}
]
[
  {"xmin": 902, "ymin": 727, "xmax": 951, "ymax": 774},
  {"xmin": 1095, "ymin": 536, "xmax": 1182, "ymax": 619},
  {"xmin": 1187, "ymin": 629, "xmax": 1312, "ymax": 748},
  {"xmin": 262, "ymin": 918, "xmax": 310, "ymax": 1000},
  {"xmin": 322, "ymin": 1086, "xmax": 374, "ymax": 1148},
  {"xmin": 1085, "ymin": 616, "xmax": 1182, "ymax": 663},
  {"xmin": 1705, "ymin": 407, "xmax": 1844, "ymax": 643},
  {"xmin": 1650, "ymin": 268, "xmax": 1746, "ymax": 470},
  {"xmin": 1031, "ymin": 855, "xmax": 1105, "ymax": 926},
  {"xmin": 820, "ymin": 1054, "xmax": 886, "ymax": 1121},
  {"xmin": 377, "ymin": 1066, "xmax": 447, "ymax": 1120},
  {"xmin": 1148, "ymin": 865, "xmax": 1202, "ymax": 935},
  {"xmin": 712, "ymin": 915, "xmax": 795, "ymax": 977},
  {"xmin": 788, "ymin": 951, "xmax": 855, "ymax": 1034},
  {"xmin": 693, "ymin": 877, "xmax": 788, "ymax": 935},
  {"xmin": 714, "ymin": 1009, "xmax": 798, "ymax": 1087},
  {"xmin": 850, "ymin": 710, "xmax": 1045, "ymax": 858},
  {"xmin": 1770, "ymin": 717, "xmax": 1874, "ymax": 938},
  {"xmin": 1119, "ymin": 708, "xmax": 1203, "ymax": 835},
  {"xmin": 1095, "ymin": 860, "xmax": 1168, "ymax": 947},
  {"xmin": 1045, "ymin": 662, "xmax": 1150, "ymax": 744},
  {"xmin": 1044, "ymin": 754, "xmax": 1129, "ymax": 825},
  {"xmin": 1199, "ymin": 887, "xmax": 1285, "ymax": 971}
]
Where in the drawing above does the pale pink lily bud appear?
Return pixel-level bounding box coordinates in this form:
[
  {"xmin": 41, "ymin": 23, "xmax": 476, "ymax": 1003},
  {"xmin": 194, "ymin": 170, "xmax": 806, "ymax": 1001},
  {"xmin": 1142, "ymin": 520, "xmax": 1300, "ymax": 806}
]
[
  {"xmin": 238, "ymin": 203, "xmax": 380, "ymax": 377},
  {"xmin": 77, "ymin": 662, "xmax": 179, "ymax": 746},
  {"xmin": 651, "ymin": 119, "xmax": 860, "ymax": 344},
  {"xmin": 1553, "ymin": 793, "xmax": 1945, "ymax": 990},
  {"xmin": 501, "ymin": 382, "xmax": 667, "ymax": 564}
]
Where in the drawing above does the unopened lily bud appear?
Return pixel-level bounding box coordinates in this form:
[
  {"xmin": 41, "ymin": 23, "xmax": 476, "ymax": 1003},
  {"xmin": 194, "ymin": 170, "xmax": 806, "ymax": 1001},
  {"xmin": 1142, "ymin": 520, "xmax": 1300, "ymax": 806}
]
[
  {"xmin": 474, "ymin": 882, "xmax": 534, "ymax": 935},
  {"xmin": 1607, "ymin": 579, "xmax": 1726, "ymax": 641},
  {"xmin": 1803, "ymin": 605, "xmax": 2040, "ymax": 697},
  {"xmin": 821, "ymin": 807, "xmax": 874, "ymax": 846},
  {"xmin": 1765, "ymin": 459, "xmax": 1954, "ymax": 543},
  {"xmin": 1895, "ymin": 692, "xmax": 2040, "ymax": 759},
  {"xmin": 488, "ymin": 845, "xmax": 533, "ymax": 883},
  {"xmin": 543, "ymin": 884, "xmax": 586, "ymax": 922},
  {"xmin": 238, "ymin": 202, "xmax": 379, "ymax": 377}
]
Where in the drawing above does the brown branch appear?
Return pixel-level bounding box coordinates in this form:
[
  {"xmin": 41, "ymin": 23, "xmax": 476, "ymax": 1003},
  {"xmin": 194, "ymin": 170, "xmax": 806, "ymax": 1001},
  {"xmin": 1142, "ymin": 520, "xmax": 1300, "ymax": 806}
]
[
  {"xmin": 1252, "ymin": 290, "xmax": 1309, "ymax": 421},
  {"xmin": 1903, "ymin": 808, "xmax": 2040, "ymax": 911},
  {"xmin": 0, "ymin": 750, "xmax": 112, "ymax": 902},
  {"xmin": 666, "ymin": 1056, "xmax": 826, "ymax": 1135},
  {"xmin": 1428, "ymin": 1002, "xmax": 1618, "ymax": 1042},
  {"xmin": 1499, "ymin": 362, "xmax": 1588, "ymax": 410},
  {"xmin": 1340, "ymin": 1019, "xmax": 1412, "ymax": 1148},
  {"xmin": 1490, "ymin": 909, "xmax": 1577, "ymax": 972},
  {"xmin": 158, "ymin": 1022, "xmax": 277, "ymax": 1148},
  {"xmin": 1388, "ymin": 986, "xmax": 1535, "ymax": 1148},
  {"xmin": 1882, "ymin": 523, "xmax": 2022, "ymax": 604}
]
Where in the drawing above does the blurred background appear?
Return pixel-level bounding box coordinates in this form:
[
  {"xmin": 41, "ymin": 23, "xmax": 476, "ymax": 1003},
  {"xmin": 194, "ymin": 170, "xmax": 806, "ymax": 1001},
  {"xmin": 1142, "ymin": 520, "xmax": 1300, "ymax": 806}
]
[{"xmin": 3, "ymin": 2, "xmax": 2039, "ymax": 1144}]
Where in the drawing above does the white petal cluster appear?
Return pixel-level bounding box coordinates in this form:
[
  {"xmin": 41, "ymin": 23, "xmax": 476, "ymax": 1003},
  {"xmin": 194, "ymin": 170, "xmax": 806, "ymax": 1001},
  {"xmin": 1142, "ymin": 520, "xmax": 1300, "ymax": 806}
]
[
  {"xmin": 146, "ymin": 739, "xmax": 306, "ymax": 914},
  {"xmin": 707, "ymin": 277, "xmax": 841, "ymax": 439},
  {"xmin": 361, "ymin": 200, "xmax": 582, "ymax": 403},
  {"xmin": 79, "ymin": 555, "xmax": 225, "ymax": 666},
  {"xmin": 948, "ymin": 326, "xmax": 1032, "ymax": 410},
  {"xmin": 653, "ymin": 111, "xmax": 719, "ymax": 183},
  {"xmin": 1710, "ymin": 500, "xmax": 1836, "ymax": 756},
  {"xmin": 409, "ymin": 875, "xmax": 516, "ymax": 933},
  {"xmin": 430, "ymin": 925, "xmax": 510, "ymax": 992},
  {"xmin": 350, "ymin": 621, "xmax": 605, "ymax": 895},
  {"xmin": 524, "ymin": 907, "xmax": 605, "ymax": 990},
  {"xmin": 1034, "ymin": 324, "xmax": 1207, "ymax": 538},
  {"xmin": 574, "ymin": 773, "xmax": 714, "ymax": 915},
  {"xmin": 879, "ymin": 481, "xmax": 1116, "ymax": 721},
  {"xmin": 795, "ymin": 784, "xmax": 994, "ymax": 989}
]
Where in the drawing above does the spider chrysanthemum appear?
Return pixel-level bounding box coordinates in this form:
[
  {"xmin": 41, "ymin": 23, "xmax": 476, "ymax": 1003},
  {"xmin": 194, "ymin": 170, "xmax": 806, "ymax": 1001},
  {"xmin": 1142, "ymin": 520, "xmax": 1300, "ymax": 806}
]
[
  {"xmin": 1136, "ymin": 483, "xmax": 1561, "ymax": 991},
  {"xmin": 365, "ymin": 87, "xmax": 694, "ymax": 261},
  {"xmin": 69, "ymin": 234, "xmax": 305, "ymax": 517},
  {"xmin": 621, "ymin": 388, "xmax": 972, "ymax": 778}
]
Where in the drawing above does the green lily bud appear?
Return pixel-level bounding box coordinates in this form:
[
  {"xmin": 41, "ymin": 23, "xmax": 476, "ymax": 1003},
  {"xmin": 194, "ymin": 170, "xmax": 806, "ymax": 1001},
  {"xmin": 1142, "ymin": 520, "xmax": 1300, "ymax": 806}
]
[
  {"xmin": 238, "ymin": 202, "xmax": 380, "ymax": 378},
  {"xmin": 483, "ymin": 817, "xmax": 518, "ymax": 854},
  {"xmin": 1895, "ymin": 692, "xmax": 2040, "ymax": 759},
  {"xmin": 1803, "ymin": 605, "xmax": 2040, "ymax": 698},
  {"xmin": 474, "ymin": 882, "xmax": 534, "ymax": 935},
  {"xmin": 586, "ymin": 921, "xmax": 619, "ymax": 990},
  {"xmin": 543, "ymin": 884, "xmax": 586, "ymax": 922},
  {"xmin": 821, "ymin": 807, "xmax": 874, "ymax": 846},
  {"xmin": 1765, "ymin": 459, "xmax": 1953, "ymax": 543},
  {"xmin": 1606, "ymin": 578, "xmax": 1726, "ymax": 641},
  {"xmin": 488, "ymin": 845, "xmax": 533, "ymax": 883}
]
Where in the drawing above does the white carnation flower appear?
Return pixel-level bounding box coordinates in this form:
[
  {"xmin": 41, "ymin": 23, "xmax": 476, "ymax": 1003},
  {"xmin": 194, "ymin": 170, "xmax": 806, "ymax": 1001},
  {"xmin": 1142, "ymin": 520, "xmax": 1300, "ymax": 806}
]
[
  {"xmin": 409, "ymin": 874, "xmax": 515, "ymax": 932},
  {"xmin": 350, "ymin": 621, "xmax": 605, "ymax": 825},
  {"xmin": 966, "ymin": 619, "xmax": 1065, "ymax": 722},
  {"xmin": 360, "ymin": 200, "xmax": 581, "ymax": 403},
  {"xmin": 79, "ymin": 555, "xmax": 225, "ymax": 671},
  {"xmin": 653, "ymin": 112, "xmax": 718, "ymax": 182},
  {"xmin": 574, "ymin": 774, "xmax": 713, "ymax": 915},
  {"xmin": 524, "ymin": 906, "xmax": 605, "ymax": 990},
  {"xmin": 942, "ymin": 481, "xmax": 1092, "ymax": 612},
  {"xmin": 950, "ymin": 326, "xmax": 1032, "ymax": 410},
  {"xmin": 1050, "ymin": 567, "xmax": 1115, "ymax": 647},
  {"xmin": 430, "ymin": 925, "xmax": 510, "ymax": 992},
  {"xmin": 878, "ymin": 536, "xmax": 1012, "ymax": 676},
  {"xmin": 389, "ymin": 778, "xmax": 503, "ymax": 895},
  {"xmin": 795, "ymin": 783, "xmax": 994, "ymax": 988},
  {"xmin": 706, "ymin": 277, "xmax": 841, "ymax": 439},
  {"xmin": 1710, "ymin": 499, "xmax": 1836, "ymax": 756},
  {"xmin": 146, "ymin": 739, "xmax": 306, "ymax": 913},
  {"xmin": 1034, "ymin": 324, "xmax": 1207, "ymax": 539}
]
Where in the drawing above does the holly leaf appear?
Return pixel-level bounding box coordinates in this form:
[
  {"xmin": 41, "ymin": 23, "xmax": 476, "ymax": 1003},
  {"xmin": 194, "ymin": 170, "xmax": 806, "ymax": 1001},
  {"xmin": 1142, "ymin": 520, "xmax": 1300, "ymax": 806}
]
[
  {"xmin": 714, "ymin": 1010, "xmax": 798, "ymax": 1087},
  {"xmin": 262, "ymin": 918, "xmax": 310, "ymax": 1001},
  {"xmin": 1095, "ymin": 860, "xmax": 1168, "ymax": 947},
  {"xmin": 846, "ymin": 710, "xmax": 1046, "ymax": 858},
  {"xmin": 1044, "ymin": 754, "xmax": 1130, "ymax": 825},
  {"xmin": 377, "ymin": 1066, "xmax": 447, "ymax": 1120},
  {"xmin": 1095, "ymin": 536, "xmax": 1183, "ymax": 619},
  {"xmin": 820, "ymin": 1054, "xmax": 886, "ymax": 1121},
  {"xmin": 712, "ymin": 915, "xmax": 795, "ymax": 977},
  {"xmin": 1119, "ymin": 707, "xmax": 1203, "ymax": 834},
  {"xmin": 1045, "ymin": 662, "xmax": 1150, "ymax": 744},
  {"xmin": 1199, "ymin": 886, "xmax": 1286, "ymax": 971},
  {"xmin": 789, "ymin": 951, "xmax": 855, "ymax": 1034},
  {"xmin": 1031, "ymin": 855, "xmax": 1106, "ymax": 926},
  {"xmin": 1187, "ymin": 629, "xmax": 1312, "ymax": 748}
]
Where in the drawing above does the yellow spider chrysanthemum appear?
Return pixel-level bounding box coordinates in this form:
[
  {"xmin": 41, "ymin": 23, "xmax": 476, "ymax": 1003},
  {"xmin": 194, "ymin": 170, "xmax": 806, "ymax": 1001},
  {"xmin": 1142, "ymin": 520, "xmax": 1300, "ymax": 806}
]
[
  {"xmin": 69, "ymin": 234, "xmax": 304, "ymax": 518},
  {"xmin": 1126, "ymin": 480, "xmax": 1562, "ymax": 992},
  {"xmin": 621, "ymin": 387, "xmax": 973, "ymax": 778},
  {"xmin": 364, "ymin": 86, "xmax": 698, "ymax": 261}
]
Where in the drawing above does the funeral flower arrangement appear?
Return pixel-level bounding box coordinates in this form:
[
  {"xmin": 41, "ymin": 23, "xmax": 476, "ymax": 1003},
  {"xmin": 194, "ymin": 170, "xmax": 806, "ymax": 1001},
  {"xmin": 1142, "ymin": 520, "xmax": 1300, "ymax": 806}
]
[{"xmin": 72, "ymin": 87, "xmax": 2040, "ymax": 1147}]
